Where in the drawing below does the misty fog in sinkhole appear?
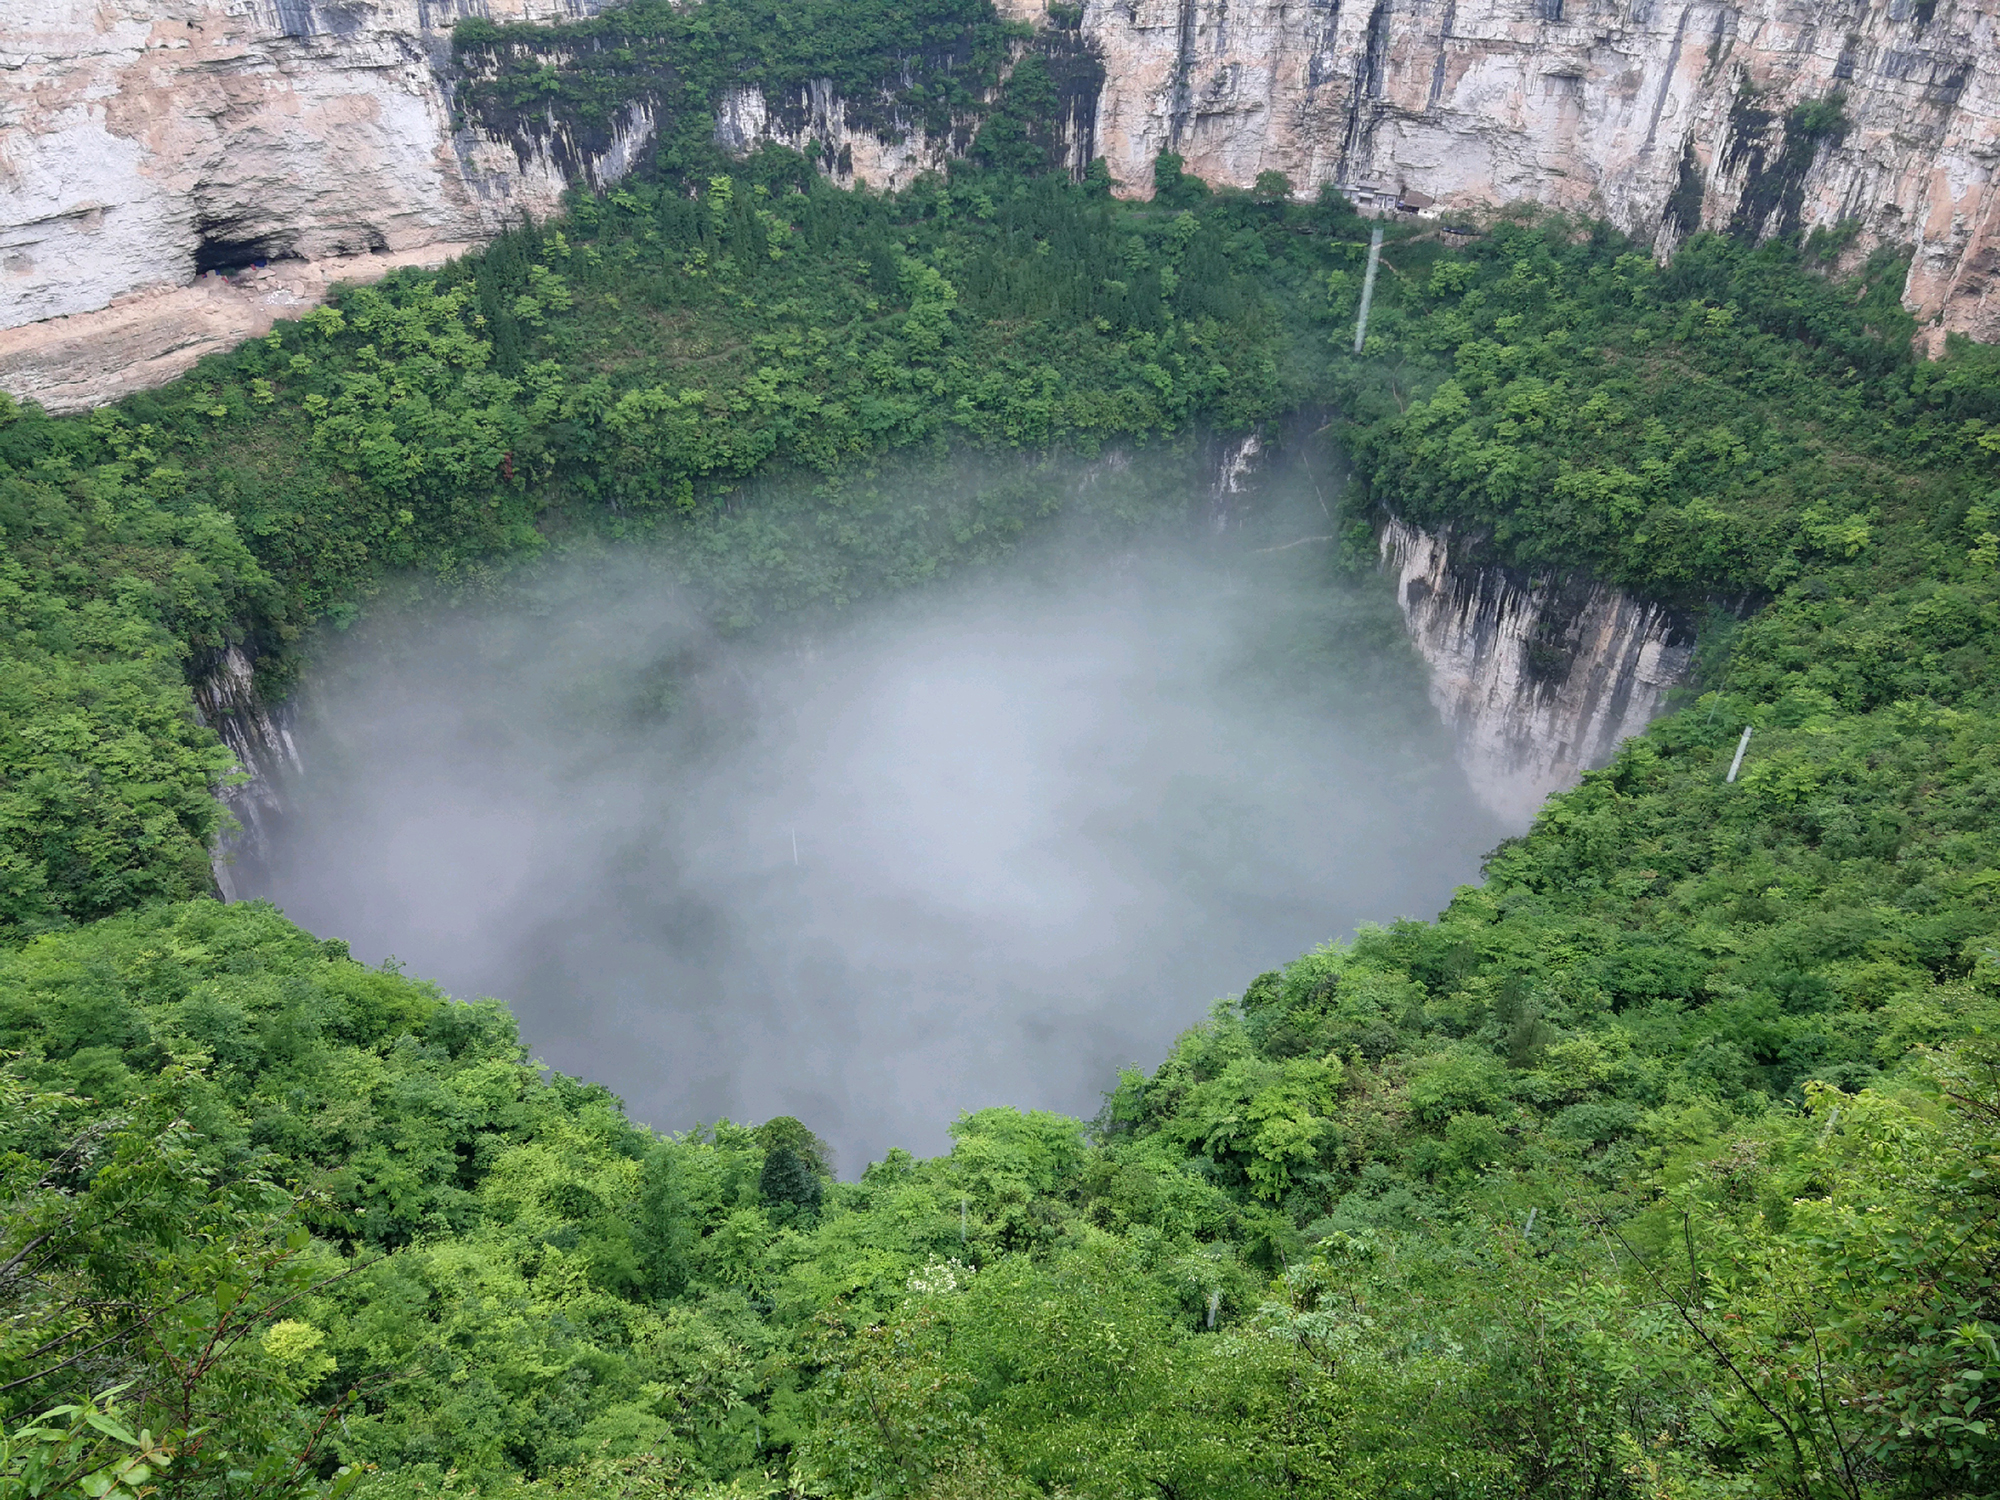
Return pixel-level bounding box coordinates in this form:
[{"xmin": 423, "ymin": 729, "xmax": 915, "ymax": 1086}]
[{"xmin": 229, "ymin": 445, "xmax": 1507, "ymax": 1170}]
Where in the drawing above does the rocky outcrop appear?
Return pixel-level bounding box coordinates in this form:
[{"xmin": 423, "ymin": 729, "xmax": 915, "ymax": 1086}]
[
  {"xmin": 711, "ymin": 84, "xmax": 967, "ymax": 195},
  {"xmin": 1207, "ymin": 430, "xmax": 1265, "ymax": 530},
  {"xmin": 1025, "ymin": 0, "xmax": 2000, "ymax": 344},
  {"xmin": 1380, "ymin": 519, "xmax": 1693, "ymax": 825},
  {"xmin": 8, "ymin": 0, "xmax": 2000, "ymax": 414},
  {"xmin": 0, "ymin": 242, "xmax": 482, "ymax": 412},
  {"xmin": 2, "ymin": 0, "xmax": 621, "ymax": 411},
  {"xmin": 705, "ymin": 17, "xmax": 1105, "ymax": 191},
  {"xmin": 190, "ymin": 646, "xmax": 299, "ymax": 899}
]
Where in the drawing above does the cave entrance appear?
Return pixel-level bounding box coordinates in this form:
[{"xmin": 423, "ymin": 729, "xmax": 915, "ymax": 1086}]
[{"xmin": 194, "ymin": 219, "xmax": 298, "ymax": 276}]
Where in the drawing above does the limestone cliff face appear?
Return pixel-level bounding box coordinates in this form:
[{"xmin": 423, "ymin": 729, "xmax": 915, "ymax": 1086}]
[
  {"xmin": 710, "ymin": 84, "xmax": 968, "ymax": 196},
  {"xmin": 705, "ymin": 21, "xmax": 1105, "ymax": 191},
  {"xmin": 190, "ymin": 646, "xmax": 300, "ymax": 899},
  {"xmin": 2, "ymin": 0, "xmax": 629, "ymax": 410},
  {"xmin": 9, "ymin": 0, "xmax": 2000, "ymax": 415},
  {"xmin": 1380, "ymin": 518, "xmax": 1693, "ymax": 825},
  {"xmin": 1040, "ymin": 0, "xmax": 2000, "ymax": 343}
]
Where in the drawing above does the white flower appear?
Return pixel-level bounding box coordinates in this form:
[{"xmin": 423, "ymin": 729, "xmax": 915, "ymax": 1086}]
[{"xmin": 906, "ymin": 1257, "xmax": 972, "ymax": 1294}]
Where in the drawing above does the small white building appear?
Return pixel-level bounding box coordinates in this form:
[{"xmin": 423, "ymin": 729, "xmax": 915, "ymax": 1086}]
[{"xmin": 1333, "ymin": 183, "xmax": 1441, "ymax": 219}]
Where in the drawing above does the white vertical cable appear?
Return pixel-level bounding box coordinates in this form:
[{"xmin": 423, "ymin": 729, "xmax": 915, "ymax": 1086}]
[
  {"xmin": 1353, "ymin": 224, "xmax": 1385, "ymax": 354},
  {"xmin": 1726, "ymin": 726, "xmax": 1753, "ymax": 782}
]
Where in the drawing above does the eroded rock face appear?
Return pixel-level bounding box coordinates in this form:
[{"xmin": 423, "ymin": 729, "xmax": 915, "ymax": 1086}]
[
  {"xmin": 1054, "ymin": 0, "xmax": 2000, "ymax": 343},
  {"xmin": 7, "ymin": 0, "xmax": 1999, "ymax": 416},
  {"xmin": 191, "ymin": 645, "xmax": 301, "ymax": 899},
  {"xmin": 0, "ymin": 241, "xmax": 486, "ymax": 411},
  {"xmin": 711, "ymin": 84, "xmax": 967, "ymax": 195},
  {"xmin": 1380, "ymin": 519, "xmax": 1693, "ymax": 825},
  {"xmin": 1, "ymin": 0, "xmax": 620, "ymax": 409},
  {"xmin": 704, "ymin": 20, "xmax": 1103, "ymax": 191}
]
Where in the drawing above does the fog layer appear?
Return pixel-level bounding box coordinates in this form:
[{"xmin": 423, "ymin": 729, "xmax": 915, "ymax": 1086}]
[{"xmin": 235, "ymin": 446, "xmax": 1504, "ymax": 1168}]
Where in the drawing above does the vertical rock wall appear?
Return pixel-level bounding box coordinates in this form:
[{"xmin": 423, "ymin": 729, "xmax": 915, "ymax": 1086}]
[
  {"xmin": 710, "ymin": 84, "xmax": 967, "ymax": 195},
  {"xmin": 1024, "ymin": 0, "xmax": 2000, "ymax": 344},
  {"xmin": 2, "ymin": 0, "xmax": 625, "ymax": 411},
  {"xmin": 9, "ymin": 0, "xmax": 2000, "ymax": 412},
  {"xmin": 1380, "ymin": 518, "xmax": 1693, "ymax": 825},
  {"xmin": 191, "ymin": 646, "xmax": 301, "ymax": 899},
  {"xmin": 705, "ymin": 19, "xmax": 1107, "ymax": 191}
]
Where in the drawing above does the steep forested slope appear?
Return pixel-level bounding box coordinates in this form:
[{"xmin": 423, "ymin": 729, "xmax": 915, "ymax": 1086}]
[
  {"xmin": 1, "ymin": 11, "xmax": 1997, "ymax": 1494},
  {"xmin": 0, "ymin": 153, "xmax": 1315, "ymax": 934}
]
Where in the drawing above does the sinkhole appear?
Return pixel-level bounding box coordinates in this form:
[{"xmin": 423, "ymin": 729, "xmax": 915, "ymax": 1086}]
[{"xmin": 224, "ymin": 438, "xmax": 1504, "ymax": 1170}]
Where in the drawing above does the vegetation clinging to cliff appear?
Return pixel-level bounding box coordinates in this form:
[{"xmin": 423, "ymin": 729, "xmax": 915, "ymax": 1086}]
[
  {"xmin": 1, "ymin": 60, "xmax": 1998, "ymax": 1499},
  {"xmin": 451, "ymin": 0, "xmax": 1025, "ymax": 180},
  {"xmin": 0, "ymin": 152, "xmax": 1334, "ymax": 932}
]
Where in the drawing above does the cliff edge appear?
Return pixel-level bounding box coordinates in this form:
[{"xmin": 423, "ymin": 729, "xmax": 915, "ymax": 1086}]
[
  {"xmin": 1024, "ymin": 0, "xmax": 2000, "ymax": 348},
  {"xmin": 2, "ymin": 0, "xmax": 622, "ymax": 408},
  {"xmin": 5, "ymin": 0, "xmax": 1999, "ymax": 414}
]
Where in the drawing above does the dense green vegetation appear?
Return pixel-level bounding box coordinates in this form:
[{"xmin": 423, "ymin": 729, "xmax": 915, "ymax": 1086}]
[
  {"xmin": 452, "ymin": 0, "xmax": 1017, "ymax": 175},
  {"xmin": 3, "ymin": 1, "xmax": 1999, "ymax": 1492},
  {"xmin": 0, "ymin": 141, "xmax": 1318, "ymax": 932}
]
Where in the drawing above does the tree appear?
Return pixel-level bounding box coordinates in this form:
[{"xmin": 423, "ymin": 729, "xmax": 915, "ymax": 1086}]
[
  {"xmin": 757, "ymin": 1116, "xmax": 832, "ymax": 1222},
  {"xmin": 0, "ymin": 1066, "xmax": 369, "ymax": 1500},
  {"xmin": 1152, "ymin": 152, "xmax": 1211, "ymax": 208},
  {"xmin": 1252, "ymin": 169, "xmax": 1293, "ymax": 203}
]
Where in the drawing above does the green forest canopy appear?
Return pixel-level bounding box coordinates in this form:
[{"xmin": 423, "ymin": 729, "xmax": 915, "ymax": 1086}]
[{"xmin": 2, "ymin": 4, "xmax": 1999, "ymax": 1494}]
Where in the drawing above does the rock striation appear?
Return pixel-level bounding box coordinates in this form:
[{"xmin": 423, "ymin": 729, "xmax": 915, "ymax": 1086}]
[
  {"xmin": 0, "ymin": 241, "xmax": 484, "ymax": 412},
  {"xmin": 1380, "ymin": 518, "xmax": 1694, "ymax": 825},
  {"xmin": 2, "ymin": 0, "xmax": 623, "ymax": 410},
  {"xmin": 1037, "ymin": 0, "xmax": 2000, "ymax": 345},
  {"xmin": 190, "ymin": 646, "xmax": 301, "ymax": 899},
  {"xmin": 710, "ymin": 83, "xmax": 967, "ymax": 196},
  {"xmin": 7, "ymin": 0, "xmax": 2000, "ymax": 413},
  {"xmin": 703, "ymin": 17, "xmax": 1106, "ymax": 191}
]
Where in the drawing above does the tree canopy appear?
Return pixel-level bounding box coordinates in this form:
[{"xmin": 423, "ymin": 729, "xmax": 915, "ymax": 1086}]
[{"xmin": 1, "ymin": 7, "xmax": 1997, "ymax": 1491}]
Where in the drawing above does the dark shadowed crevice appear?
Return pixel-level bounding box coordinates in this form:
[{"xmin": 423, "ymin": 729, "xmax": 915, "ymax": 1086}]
[
  {"xmin": 193, "ymin": 217, "xmax": 298, "ymax": 274},
  {"xmin": 1662, "ymin": 134, "xmax": 1705, "ymax": 238},
  {"xmin": 1338, "ymin": 0, "xmax": 1392, "ymax": 178},
  {"xmin": 1723, "ymin": 89, "xmax": 1848, "ymax": 243}
]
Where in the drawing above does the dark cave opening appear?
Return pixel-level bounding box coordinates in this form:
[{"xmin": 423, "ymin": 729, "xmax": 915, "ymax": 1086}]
[{"xmin": 194, "ymin": 221, "xmax": 298, "ymax": 276}]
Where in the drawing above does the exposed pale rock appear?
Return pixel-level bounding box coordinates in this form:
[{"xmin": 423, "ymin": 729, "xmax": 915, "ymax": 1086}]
[
  {"xmin": 1, "ymin": 0, "xmax": 619, "ymax": 408},
  {"xmin": 191, "ymin": 644, "xmax": 301, "ymax": 900},
  {"xmin": 1381, "ymin": 518, "xmax": 1693, "ymax": 825},
  {"xmin": 1206, "ymin": 429, "xmax": 1265, "ymax": 531},
  {"xmin": 1055, "ymin": 0, "xmax": 2000, "ymax": 342},
  {"xmin": 712, "ymin": 84, "xmax": 963, "ymax": 193},
  {"xmin": 681, "ymin": 0, "xmax": 2000, "ymax": 341},
  {"xmin": 8, "ymin": 0, "xmax": 2000, "ymax": 415},
  {"xmin": 0, "ymin": 241, "xmax": 481, "ymax": 411}
]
